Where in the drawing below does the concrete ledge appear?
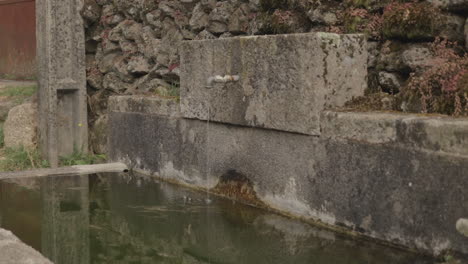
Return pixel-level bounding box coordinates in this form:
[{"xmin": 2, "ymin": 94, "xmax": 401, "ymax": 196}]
[
  {"xmin": 322, "ymin": 111, "xmax": 468, "ymax": 157},
  {"xmin": 0, "ymin": 163, "xmax": 128, "ymax": 180},
  {"xmin": 321, "ymin": 111, "xmax": 401, "ymax": 144},
  {"xmin": 0, "ymin": 228, "xmax": 52, "ymax": 264},
  {"xmin": 109, "ymin": 106, "xmax": 468, "ymax": 256},
  {"xmin": 398, "ymin": 116, "xmax": 468, "ymax": 157}
]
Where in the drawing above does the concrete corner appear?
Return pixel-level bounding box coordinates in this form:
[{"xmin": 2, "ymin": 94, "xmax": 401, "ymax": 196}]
[{"xmin": 0, "ymin": 228, "xmax": 52, "ymax": 264}]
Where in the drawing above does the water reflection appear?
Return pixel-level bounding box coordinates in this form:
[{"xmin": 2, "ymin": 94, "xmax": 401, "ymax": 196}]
[
  {"xmin": 41, "ymin": 176, "xmax": 90, "ymax": 264},
  {"xmin": 0, "ymin": 173, "xmax": 433, "ymax": 264}
]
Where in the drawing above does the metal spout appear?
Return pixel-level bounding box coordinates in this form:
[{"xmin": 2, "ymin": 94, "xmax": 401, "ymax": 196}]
[{"xmin": 206, "ymin": 75, "xmax": 240, "ymax": 89}]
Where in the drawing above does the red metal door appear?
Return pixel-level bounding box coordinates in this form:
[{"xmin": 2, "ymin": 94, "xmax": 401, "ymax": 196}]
[{"xmin": 0, "ymin": 0, "xmax": 36, "ymax": 80}]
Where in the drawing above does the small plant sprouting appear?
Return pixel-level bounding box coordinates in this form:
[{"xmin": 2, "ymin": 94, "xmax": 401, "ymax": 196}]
[
  {"xmin": 59, "ymin": 148, "xmax": 107, "ymax": 166},
  {"xmin": 381, "ymin": 1, "xmax": 442, "ymax": 41},
  {"xmin": 168, "ymin": 81, "xmax": 180, "ymax": 98},
  {"xmin": 154, "ymin": 81, "xmax": 180, "ymax": 101},
  {"xmin": 0, "ymin": 85, "xmax": 37, "ymax": 97},
  {"xmin": 0, "ymin": 146, "xmax": 49, "ymax": 172}
]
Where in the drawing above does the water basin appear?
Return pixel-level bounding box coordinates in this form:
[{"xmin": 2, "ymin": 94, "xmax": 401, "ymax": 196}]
[{"xmin": 0, "ymin": 173, "xmax": 434, "ymax": 264}]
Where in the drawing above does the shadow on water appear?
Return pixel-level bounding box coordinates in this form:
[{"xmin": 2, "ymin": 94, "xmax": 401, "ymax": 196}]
[{"xmin": 0, "ymin": 173, "xmax": 434, "ymax": 264}]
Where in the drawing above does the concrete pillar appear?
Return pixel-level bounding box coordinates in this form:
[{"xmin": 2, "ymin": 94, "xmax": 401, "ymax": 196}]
[{"xmin": 36, "ymin": 0, "xmax": 88, "ymax": 167}]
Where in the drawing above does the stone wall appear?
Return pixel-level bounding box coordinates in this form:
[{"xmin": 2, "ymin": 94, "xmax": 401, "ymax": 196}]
[
  {"xmin": 82, "ymin": 0, "xmax": 468, "ymax": 153},
  {"xmin": 108, "ymin": 95, "xmax": 468, "ymax": 257}
]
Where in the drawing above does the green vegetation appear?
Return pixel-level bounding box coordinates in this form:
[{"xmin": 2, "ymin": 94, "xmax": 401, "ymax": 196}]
[
  {"xmin": 0, "ymin": 146, "xmax": 107, "ymax": 171},
  {"xmin": 59, "ymin": 149, "xmax": 106, "ymax": 166},
  {"xmin": 257, "ymin": 0, "xmax": 310, "ymax": 35},
  {"xmin": 0, "ymin": 146, "xmax": 49, "ymax": 171},
  {"xmin": 259, "ymin": 11, "xmax": 295, "ymax": 34},
  {"xmin": 381, "ymin": 2, "xmax": 442, "ymax": 41},
  {"xmin": 154, "ymin": 82, "xmax": 180, "ymax": 101},
  {"xmin": 0, "ymin": 127, "xmax": 105, "ymax": 171},
  {"xmin": 0, "ymin": 83, "xmax": 107, "ymax": 171},
  {"xmin": 0, "ymin": 146, "xmax": 106, "ymax": 171},
  {"xmin": 0, "ymin": 73, "xmax": 36, "ymax": 81},
  {"xmin": 404, "ymin": 38, "xmax": 468, "ymax": 116},
  {"xmin": 0, "ymin": 85, "xmax": 37, "ymax": 97},
  {"xmin": 167, "ymin": 82, "xmax": 180, "ymax": 98},
  {"xmin": 0, "ymin": 84, "xmax": 37, "ymax": 103}
]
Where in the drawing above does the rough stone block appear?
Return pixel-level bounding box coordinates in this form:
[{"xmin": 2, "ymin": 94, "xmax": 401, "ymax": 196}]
[
  {"xmin": 180, "ymin": 33, "xmax": 367, "ymax": 135},
  {"xmin": 4, "ymin": 103, "xmax": 38, "ymax": 148}
]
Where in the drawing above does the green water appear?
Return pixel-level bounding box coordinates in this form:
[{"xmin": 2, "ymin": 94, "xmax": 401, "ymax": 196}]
[{"xmin": 0, "ymin": 173, "xmax": 433, "ymax": 264}]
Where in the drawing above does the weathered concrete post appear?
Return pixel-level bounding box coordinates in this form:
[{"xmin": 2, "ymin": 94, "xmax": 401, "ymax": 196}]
[{"xmin": 36, "ymin": 0, "xmax": 88, "ymax": 167}]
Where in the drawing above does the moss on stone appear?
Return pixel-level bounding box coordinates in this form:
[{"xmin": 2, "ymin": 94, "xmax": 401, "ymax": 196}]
[
  {"xmin": 342, "ymin": 92, "xmax": 398, "ymax": 112},
  {"xmin": 343, "ymin": 14, "xmax": 365, "ymax": 33},
  {"xmin": 258, "ymin": 13, "xmax": 291, "ymax": 34},
  {"xmin": 258, "ymin": 10, "xmax": 310, "ymax": 34},
  {"xmin": 381, "ymin": 2, "xmax": 443, "ymax": 41}
]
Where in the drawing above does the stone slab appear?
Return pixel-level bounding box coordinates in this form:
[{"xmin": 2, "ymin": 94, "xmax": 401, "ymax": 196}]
[
  {"xmin": 0, "ymin": 228, "xmax": 52, "ymax": 264},
  {"xmin": 109, "ymin": 103, "xmax": 468, "ymax": 256},
  {"xmin": 180, "ymin": 33, "xmax": 368, "ymax": 135},
  {"xmin": 321, "ymin": 111, "xmax": 468, "ymax": 157}
]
